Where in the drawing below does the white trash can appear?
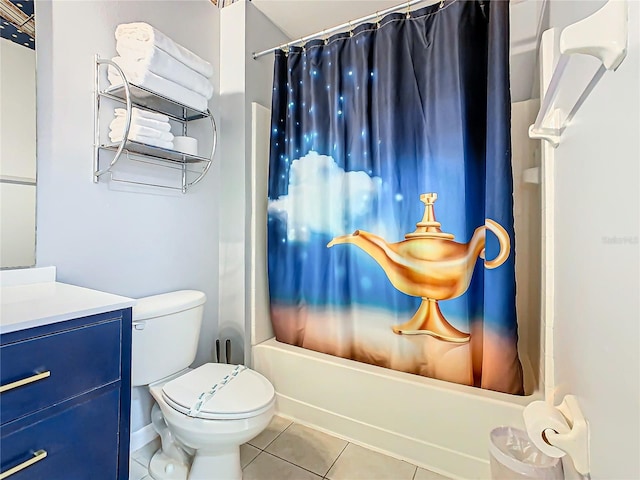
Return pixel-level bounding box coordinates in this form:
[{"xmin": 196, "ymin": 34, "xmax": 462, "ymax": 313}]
[{"xmin": 489, "ymin": 427, "xmax": 564, "ymax": 479}]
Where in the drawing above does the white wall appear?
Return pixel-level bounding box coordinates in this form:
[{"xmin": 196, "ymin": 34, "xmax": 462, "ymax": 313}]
[
  {"xmin": 218, "ymin": 0, "xmax": 248, "ymax": 367},
  {"xmin": 1, "ymin": 38, "xmax": 36, "ymax": 268},
  {"xmin": 1, "ymin": 38, "xmax": 36, "ymax": 180},
  {"xmin": 0, "ymin": 183, "xmax": 36, "ymax": 268},
  {"xmin": 35, "ymin": 0, "xmax": 221, "ymax": 364},
  {"xmin": 218, "ymin": 0, "xmax": 288, "ymax": 366},
  {"xmin": 511, "ymin": 99, "xmax": 542, "ymax": 394},
  {"xmin": 547, "ymin": 2, "xmax": 640, "ymax": 478},
  {"xmin": 509, "ymin": 0, "xmax": 547, "ymax": 102}
]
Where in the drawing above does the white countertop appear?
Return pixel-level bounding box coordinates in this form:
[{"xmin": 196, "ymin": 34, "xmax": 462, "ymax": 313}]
[{"xmin": 1, "ymin": 270, "xmax": 136, "ymax": 334}]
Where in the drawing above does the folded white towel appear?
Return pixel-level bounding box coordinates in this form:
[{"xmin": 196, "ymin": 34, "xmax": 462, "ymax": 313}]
[
  {"xmin": 116, "ymin": 40, "xmax": 213, "ymax": 99},
  {"xmin": 110, "ymin": 132, "xmax": 174, "ymax": 150},
  {"xmin": 110, "ymin": 116, "xmax": 171, "ymax": 133},
  {"xmin": 109, "ymin": 124, "xmax": 174, "ymax": 142},
  {"xmin": 108, "ymin": 60, "xmax": 208, "ymax": 113},
  {"xmin": 115, "ymin": 107, "xmax": 169, "ymax": 123},
  {"xmin": 115, "ymin": 22, "xmax": 214, "ymax": 78}
]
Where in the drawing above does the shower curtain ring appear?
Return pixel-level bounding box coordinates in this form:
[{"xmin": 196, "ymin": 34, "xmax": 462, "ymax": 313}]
[
  {"xmin": 349, "ymin": 21, "xmax": 354, "ymax": 37},
  {"xmin": 376, "ymin": 11, "xmax": 381, "ymax": 28}
]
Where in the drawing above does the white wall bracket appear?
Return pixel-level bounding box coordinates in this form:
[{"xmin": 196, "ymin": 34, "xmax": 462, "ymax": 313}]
[
  {"xmin": 545, "ymin": 395, "xmax": 590, "ymax": 476},
  {"xmin": 529, "ymin": 0, "xmax": 628, "ymax": 147},
  {"xmin": 528, "ymin": 109, "xmax": 562, "ymax": 148}
]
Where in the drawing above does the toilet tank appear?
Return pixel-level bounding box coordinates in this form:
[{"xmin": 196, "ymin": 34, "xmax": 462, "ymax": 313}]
[{"xmin": 131, "ymin": 290, "xmax": 206, "ymax": 387}]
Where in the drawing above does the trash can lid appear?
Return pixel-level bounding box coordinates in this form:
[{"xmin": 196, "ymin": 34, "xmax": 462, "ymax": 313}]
[{"xmin": 489, "ymin": 427, "xmax": 562, "ymax": 478}]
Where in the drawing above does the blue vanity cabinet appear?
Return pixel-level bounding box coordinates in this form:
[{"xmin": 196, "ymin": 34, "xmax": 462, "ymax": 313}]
[{"xmin": 0, "ymin": 308, "xmax": 132, "ymax": 480}]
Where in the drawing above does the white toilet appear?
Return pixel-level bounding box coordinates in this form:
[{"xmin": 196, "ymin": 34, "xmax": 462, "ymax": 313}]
[{"xmin": 131, "ymin": 290, "xmax": 275, "ymax": 480}]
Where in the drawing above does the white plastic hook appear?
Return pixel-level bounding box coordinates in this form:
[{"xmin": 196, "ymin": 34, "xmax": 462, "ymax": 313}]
[
  {"xmin": 406, "ymin": 0, "xmax": 411, "ymax": 18},
  {"xmin": 544, "ymin": 395, "xmax": 590, "ymax": 475},
  {"xmin": 529, "ymin": 0, "xmax": 629, "ymax": 147},
  {"xmin": 560, "ymin": 0, "xmax": 628, "ymax": 70}
]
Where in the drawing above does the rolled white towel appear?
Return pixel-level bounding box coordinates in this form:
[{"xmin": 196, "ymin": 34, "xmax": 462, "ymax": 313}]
[
  {"xmin": 116, "ymin": 40, "xmax": 213, "ymax": 99},
  {"xmin": 110, "ymin": 132, "xmax": 174, "ymax": 150},
  {"xmin": 108, "ymin": 60, "xmax": 208, "ymax": 113},
  {"xmin": 110, "ymin": 116, "xmax": 171, "ymax": 133},
  {"xmin": 109, "ymin": 124, "xmax": 174, "ymax": 142},
  {"xmin": 115, "ymin": 107, "xmax": 169, "ymax": 123},
  {"xmin": 115, "ymin": 22, "xmax": 214, "ymax": 78}
]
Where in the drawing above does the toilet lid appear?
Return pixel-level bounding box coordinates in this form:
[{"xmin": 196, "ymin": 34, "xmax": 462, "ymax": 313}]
[{"xmin": 161, "ymin": 363, "xmax": 275, "ymax": 420}]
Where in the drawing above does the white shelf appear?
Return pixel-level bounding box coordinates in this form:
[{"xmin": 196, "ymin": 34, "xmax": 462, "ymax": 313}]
[
  {"xmin": 101, "ymin": 83, "xmax": 209, "ymax": 122},
  {"xmin": 529, "ymin": 0, "xmax": 628, "ymax": 147},
  {"xmin": 100, "ymin": 140, "xmax": 212, "ymax": 165}
]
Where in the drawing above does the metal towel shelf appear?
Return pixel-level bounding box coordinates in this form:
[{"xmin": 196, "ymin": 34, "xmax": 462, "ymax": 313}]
[{"xmin": 93, "ymin": 56, "xmax": 216, "ymax": 193}]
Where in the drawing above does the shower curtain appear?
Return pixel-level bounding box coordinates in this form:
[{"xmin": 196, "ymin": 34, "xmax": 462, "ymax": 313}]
[{"xmin": 267, "ymin": 0, "xmax": 523, "ymax": 395}]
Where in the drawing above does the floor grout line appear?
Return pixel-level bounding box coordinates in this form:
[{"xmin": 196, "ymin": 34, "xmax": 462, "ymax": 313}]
[
  {"xmin": 268, "ymin": 419, "xmax": 294, "ymax": 447},
  {"xmin": 248, "ymin": 418, "xmax": 293, "ymax": 452},
  {"xmin": 242, "ymin": 448, "xmax": 261, "ymax": 471},
  {"xmin": 323, "ymin": 440, "xmax": 349, "ymax": 478},
  {"xmin": 243, "ymin": 419, "xmax": 296, "ymax": 472},
  {"xmin": 260, "ymin": 450, "xmax": 324, "ymax": 478}
]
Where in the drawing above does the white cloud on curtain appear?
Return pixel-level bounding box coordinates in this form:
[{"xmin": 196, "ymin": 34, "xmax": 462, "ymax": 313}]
[{"xmin": 268, "ymin": 151, "xmax": 381, "ymax": 242}]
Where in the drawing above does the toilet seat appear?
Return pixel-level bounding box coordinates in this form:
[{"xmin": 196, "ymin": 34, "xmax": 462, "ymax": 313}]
[{"xmin": 161, "ymin": 363, "xmax": 275, "ymax": 420}]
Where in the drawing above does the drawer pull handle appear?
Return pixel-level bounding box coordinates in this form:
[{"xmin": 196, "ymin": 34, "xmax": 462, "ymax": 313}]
[
  {"xmin": 0, "ymin": 449, "xmax": 47, "ymax": 479},
  {"xmin": 0, "ymin": 371, "xmax": 51, "ymax": 394}
]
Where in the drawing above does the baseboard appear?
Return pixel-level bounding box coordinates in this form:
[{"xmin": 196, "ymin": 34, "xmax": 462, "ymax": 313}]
[
  {"xmin": 130, "ymin": 423, "xmax": 158, "ymax": 453},
  {"xmin": 275, "ymin": 393, "xmax": 491, "ymax": 480}
]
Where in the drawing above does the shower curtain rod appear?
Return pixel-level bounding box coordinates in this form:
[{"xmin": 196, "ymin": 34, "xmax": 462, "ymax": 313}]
[{"xmin": 252, "ymin": 0, "xmax": 442, "ymax": 60}]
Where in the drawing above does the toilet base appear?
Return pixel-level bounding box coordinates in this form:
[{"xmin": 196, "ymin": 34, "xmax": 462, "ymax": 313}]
[
  {"xmin": 148, "ymin": 446, "xmax": 242, "ymax": 480},
  {"xmin": 189, "ymin": 446, "xmax": 242, "ymax": 480},
  {"xmin": 149, "ymin": 450, "xmax": 190, "ymax": 480}
]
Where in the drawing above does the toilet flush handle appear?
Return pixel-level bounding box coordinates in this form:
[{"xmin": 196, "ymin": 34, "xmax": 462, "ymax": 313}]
[{"xmin": 132, "ymin": 321, "xmax": 146, "ymax": 331}]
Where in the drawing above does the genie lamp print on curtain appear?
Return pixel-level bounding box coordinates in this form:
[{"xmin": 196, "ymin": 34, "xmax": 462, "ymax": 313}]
[{"xmin": 328, "ymin": 192, "xmax": 511, "ymax": 342}]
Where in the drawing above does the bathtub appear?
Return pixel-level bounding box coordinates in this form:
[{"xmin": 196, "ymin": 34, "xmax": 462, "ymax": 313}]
[
  {"xmin": 248, "ymin": 100, "xmax": 545, "ymax": 479},
  {"xmin": 253, "ymin": 338, "xmax": 538, "ymax": 479}
]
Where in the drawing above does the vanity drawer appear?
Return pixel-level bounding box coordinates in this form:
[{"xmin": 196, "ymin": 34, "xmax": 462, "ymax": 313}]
[
  {"xmin": 0, "ymin": 386, "xmax": 120, "ymax": 480},
  {"xmin": 0, "ymin": 319, "xmax": 121, "ymax": 425}
]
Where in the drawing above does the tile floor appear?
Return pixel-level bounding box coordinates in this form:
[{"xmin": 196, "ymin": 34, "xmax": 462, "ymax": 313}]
[{"xmin": 130, "ymin": 415, "xmax": 452, "ymax": 480}]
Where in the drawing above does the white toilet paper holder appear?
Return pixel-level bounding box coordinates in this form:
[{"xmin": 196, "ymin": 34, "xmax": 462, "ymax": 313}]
[{"xmin": 540, "ymin": 395, "xmax": 590, "ymax": 475}]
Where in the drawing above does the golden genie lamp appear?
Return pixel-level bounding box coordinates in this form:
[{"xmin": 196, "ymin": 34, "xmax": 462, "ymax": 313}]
[{"xmin": 327, "ymin": 193, "xmax": 511, "ymax": 343}]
